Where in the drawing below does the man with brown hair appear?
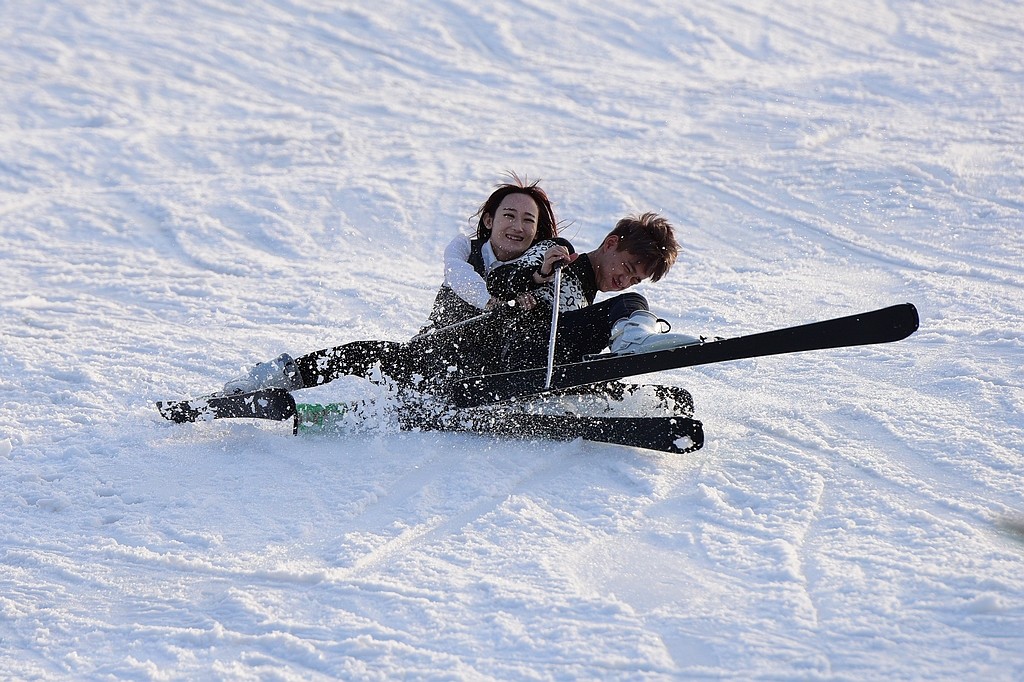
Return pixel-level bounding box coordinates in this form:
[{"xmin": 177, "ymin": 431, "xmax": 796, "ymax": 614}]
[{"xmin": 483, "ymin": 211, "xmax": 697, "ymax": 370}]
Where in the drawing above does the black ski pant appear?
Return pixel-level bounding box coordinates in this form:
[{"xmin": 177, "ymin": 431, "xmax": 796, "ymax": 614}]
[
  {"xmin": 491, "ymin": 292, "xmax": 647, "ymax": 369},
  {"xmin": 544, "ymin": 291, "xmax": 647, "ymax": 363},
  {"xmin": 291, "ymin": 292, "xmax": 648, "ymax": 392}
]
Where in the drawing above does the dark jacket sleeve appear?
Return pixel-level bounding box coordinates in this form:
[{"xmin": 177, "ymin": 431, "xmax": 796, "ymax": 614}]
[{"xmin": 486, "ymin": 238, "xmax": 575, "ymax": 302}]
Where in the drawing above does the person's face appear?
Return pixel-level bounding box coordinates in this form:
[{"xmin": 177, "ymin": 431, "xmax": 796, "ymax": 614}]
[
  {"xmin": 591, "ymin": 235, "xmax": 654, "ymax": 292},
  {"xmin": 484, "ymin": 193, "xmax": 540, "ymax": 261}
]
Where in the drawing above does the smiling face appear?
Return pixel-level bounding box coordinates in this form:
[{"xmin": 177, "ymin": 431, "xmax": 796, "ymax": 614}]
[
  {"xmin": 483, "ymin": 193, "xmax": 540, "ymax": 262},
  {"xmin": 590, "ymin": 235, "xmax": 655, "ymax": 292}
]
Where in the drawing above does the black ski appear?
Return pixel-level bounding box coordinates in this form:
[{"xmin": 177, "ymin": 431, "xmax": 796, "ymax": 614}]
[
  {"xmin": 156, "ymin": 389, "xmax": 701, "ymax": 453},
  {"xmin": 409, "ymin": 407, "xmax": 703, "ymax": 454},
  {"xmin": 156, "ymin": 389, "xmax": 299, "ymax": 433},
  {"xmin": 448, "ymin": 303, "xmax": 920, "ymax": 407}
]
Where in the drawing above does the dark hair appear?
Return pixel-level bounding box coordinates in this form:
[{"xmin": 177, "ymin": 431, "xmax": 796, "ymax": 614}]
[
  {"xmin": 474, "ymin": 172, "xmax": 558, "ymax": 243},
  {"xmin": 609, "ymin": 212, "xmax": 679, "ymax": 282}
]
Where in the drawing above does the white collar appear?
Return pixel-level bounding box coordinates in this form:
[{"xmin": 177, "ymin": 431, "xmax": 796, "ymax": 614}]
[{"xmin": 481, "ymin": 240, "xmax": 499, "ymax": 273}]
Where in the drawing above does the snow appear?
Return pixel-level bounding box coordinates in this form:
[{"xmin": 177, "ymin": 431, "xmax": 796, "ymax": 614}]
[{"xmin": 1, "ymin": 0, "xmax": 1022, "ymax": 678}]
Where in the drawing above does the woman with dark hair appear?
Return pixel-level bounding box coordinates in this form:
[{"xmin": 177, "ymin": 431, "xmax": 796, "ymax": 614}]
[
  {"xmin": 421, "ymin": 172, "xmax": 558, "ymax": 333},
  {"xmin": 220, "ymin": 174, "xmax": 559, "ymax": 395}
]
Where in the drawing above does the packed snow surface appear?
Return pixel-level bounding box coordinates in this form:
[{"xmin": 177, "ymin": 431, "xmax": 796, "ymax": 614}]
[{"xmin": 2, "ymin": 1, "xmax": 1022, "ymax": 679}]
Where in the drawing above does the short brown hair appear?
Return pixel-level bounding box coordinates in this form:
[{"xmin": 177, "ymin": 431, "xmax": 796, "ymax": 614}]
[{"xmin": 609, "ymin": 212, "xmax": 679, "ymax": 282}]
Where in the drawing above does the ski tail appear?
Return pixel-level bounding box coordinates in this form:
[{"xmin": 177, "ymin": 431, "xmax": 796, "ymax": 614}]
[{"xmin": 156, "ymin": 389, "xmax": 299, "ymax": 434}]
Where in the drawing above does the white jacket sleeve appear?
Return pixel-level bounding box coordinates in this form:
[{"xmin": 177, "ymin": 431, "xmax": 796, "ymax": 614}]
[{"xmin": 443, "ymin": 235, "xmax": 492, "ymax": 310}]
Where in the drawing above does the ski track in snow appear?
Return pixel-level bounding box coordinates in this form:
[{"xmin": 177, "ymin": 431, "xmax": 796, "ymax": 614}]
[{"xmin": 1, "ymin": 0, "xmax": 1022, "ymax": 679}]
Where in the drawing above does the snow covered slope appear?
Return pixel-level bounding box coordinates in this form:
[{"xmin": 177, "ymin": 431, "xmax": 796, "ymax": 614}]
[{"xmin": 1, "ymin": 1, "xmax": 1021, "ymax": 679}]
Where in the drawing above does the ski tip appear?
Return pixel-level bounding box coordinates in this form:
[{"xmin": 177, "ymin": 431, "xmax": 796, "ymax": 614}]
[{"xmin": 897, "ymin": 302, "xmax": 920, "ymax": 338}]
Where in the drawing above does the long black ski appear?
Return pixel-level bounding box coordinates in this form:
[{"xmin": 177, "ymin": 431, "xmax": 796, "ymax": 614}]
[
  {"xmin": 448, "ymin": 303, "xmax": 920, "ymax": 407},
  {"xmin": 409, "ymin": 407, "xmax": 703, "ymax": 454},
  {"xmin": 155, "ymin": 389, "xmax": 701, "ymax": 453}
]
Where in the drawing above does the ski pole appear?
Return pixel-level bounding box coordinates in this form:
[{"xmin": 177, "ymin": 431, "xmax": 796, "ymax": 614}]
[
  {"xmin": 543, "ymin": 262, "xmax": 564, "ymax": 390},
  {"xmin": 409, "ymin": 300, "xmax": 515, "ymax": 343}
]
